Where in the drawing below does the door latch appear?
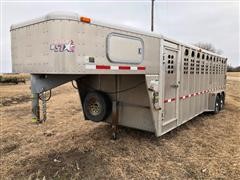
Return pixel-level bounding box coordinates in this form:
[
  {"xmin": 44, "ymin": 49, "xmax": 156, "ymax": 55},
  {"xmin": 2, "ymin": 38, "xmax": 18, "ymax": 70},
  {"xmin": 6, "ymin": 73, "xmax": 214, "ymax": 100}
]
[{"xmin": 171, "ymin": 84, "xmax": 179, "ymax": 88}]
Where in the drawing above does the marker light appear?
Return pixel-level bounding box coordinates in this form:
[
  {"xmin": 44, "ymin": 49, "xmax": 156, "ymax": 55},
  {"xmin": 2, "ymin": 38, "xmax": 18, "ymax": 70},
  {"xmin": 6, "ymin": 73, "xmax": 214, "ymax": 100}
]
[{"xmin": 80, "ymin": 16, "xmax": 91, "ymax": 23}]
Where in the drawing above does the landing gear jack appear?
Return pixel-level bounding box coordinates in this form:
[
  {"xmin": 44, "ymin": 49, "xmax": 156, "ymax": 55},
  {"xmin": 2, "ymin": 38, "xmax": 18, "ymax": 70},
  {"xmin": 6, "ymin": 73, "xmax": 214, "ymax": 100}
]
[
  {"xmin": 32, "ymin": 93, "xmax": 40, "ymax": 123},
  {"xmin": 32, "ymin": 90, "xmax": 49, "ymax": 123}
]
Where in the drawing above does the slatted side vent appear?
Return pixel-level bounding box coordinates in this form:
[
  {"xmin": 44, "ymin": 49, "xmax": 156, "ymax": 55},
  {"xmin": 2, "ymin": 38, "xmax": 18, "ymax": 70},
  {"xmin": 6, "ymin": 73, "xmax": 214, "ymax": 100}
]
[
  {"xmin": 190, "ymin": 50, "xmax": 195, "ymax": 74},
  {"xmin": 221, "ymin": 59, "xmax": 224, "ymax": 73},
  {"xmin": 183, "ymin": 49, "xmax": 189, "ymax": 74},
  {"xmin": 223, "ymin": 59, "xmax": 226, "ymax": 72},
  {"xmin": 182, "ymin": 48, "xmax": 226, "ymax": 77},
  {"xmin": 219, "ymin": 59, "xmax": 221, "ymax": 74},
  {"xmin": 209, "ymin": 56, "xmax": 212, "ymax": 74},
  {"xmin": 201, "ymin": 60, "xmax": 205, "ymax": 74},
  {"xmin": 167, "ymin": 54, "xmax": 174, "ymax": 74}
]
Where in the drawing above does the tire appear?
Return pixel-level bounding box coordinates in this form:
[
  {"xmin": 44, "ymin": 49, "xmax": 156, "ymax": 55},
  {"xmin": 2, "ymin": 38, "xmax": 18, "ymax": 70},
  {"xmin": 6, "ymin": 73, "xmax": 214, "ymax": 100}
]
[
  {"xmin": 83, "ymin": 91, "xmax": 112, "ymax": 122},
  {"xmin": 219, "ymin": 94, "xmax": 225, "ymax": 110},
  {"xmin": 214, "ymin": 95, "xmax": 220, "ymax": 114}
]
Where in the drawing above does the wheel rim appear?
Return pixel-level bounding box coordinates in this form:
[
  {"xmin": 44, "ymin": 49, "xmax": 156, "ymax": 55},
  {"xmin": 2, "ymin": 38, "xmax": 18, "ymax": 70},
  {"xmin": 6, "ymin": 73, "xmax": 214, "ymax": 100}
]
[
  {"xmin": 220, "ymin": 99, "xmax": 223, "ymax": 109},
  {"xmin": 215, "ymin": 101, "xmax": 219, "ymax": 112},
  {"xmin": 87, "ymin": 97, "xmax": 102, "ymax": 116}
]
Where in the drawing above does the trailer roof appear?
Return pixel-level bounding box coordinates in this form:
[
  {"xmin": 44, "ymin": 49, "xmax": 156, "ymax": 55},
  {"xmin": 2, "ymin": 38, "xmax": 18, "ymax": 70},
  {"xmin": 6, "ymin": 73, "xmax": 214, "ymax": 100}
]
[
  {"xmin": 10, "ymin": 11, "xmax": 162, "ymax": 38},
  {"xmin": 10, "ymin": 11, "xmax": 226, "ymax": 59}
]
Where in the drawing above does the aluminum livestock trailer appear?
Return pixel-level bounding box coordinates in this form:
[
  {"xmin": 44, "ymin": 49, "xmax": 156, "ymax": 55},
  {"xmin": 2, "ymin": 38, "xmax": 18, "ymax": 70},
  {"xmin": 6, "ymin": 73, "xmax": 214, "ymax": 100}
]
[{"xmin": 11, "ymin": 12, "xmax": 227, "ymax": 138}]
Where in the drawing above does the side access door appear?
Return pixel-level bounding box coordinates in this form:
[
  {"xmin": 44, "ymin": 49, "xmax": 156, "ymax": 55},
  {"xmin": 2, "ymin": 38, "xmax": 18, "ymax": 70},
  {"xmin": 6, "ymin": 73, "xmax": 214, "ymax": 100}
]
[{"xmin": 162, "ymin": 44, "xmax": 180, "ymax": 134}]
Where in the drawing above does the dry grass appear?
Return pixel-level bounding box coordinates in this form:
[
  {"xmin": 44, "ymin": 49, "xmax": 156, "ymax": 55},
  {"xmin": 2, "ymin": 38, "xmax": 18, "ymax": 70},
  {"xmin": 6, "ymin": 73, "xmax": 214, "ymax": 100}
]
[
  {"xmin": 0, "ymin": 73, "xmax": 30, "ymax": 85},
  {"xmin": 0, "ymin": 73, "xmax": 30, "ymax": 79},
  {"xmin": 0, "ymin": 73, "xmax": 240, "ymax": 179},
  {"xmin": 227, "ymin": 72, "xmax": 240, "ymax": 77}
]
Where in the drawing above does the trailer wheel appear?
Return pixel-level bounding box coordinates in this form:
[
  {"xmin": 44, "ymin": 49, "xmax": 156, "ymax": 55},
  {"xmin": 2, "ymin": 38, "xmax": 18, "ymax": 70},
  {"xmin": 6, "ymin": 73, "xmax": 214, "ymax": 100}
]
[
  {"xmin": 83, "ymin": 91, "xmax": 112, "ymax": 122},
  {"xmin": 214, "ymin": 95, "xmax": 220, "ymax": 114},
  {"xmin": 219, "ymin": 93, "xmax": 225, "ymax": 110}
]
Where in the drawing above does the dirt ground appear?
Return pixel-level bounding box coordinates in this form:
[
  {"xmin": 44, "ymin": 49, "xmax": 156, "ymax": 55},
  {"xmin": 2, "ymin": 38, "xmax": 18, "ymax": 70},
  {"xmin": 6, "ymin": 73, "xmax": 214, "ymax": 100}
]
[{"xmin": 0, "ymin": 73, "xmax": 239, "ymax": 179}]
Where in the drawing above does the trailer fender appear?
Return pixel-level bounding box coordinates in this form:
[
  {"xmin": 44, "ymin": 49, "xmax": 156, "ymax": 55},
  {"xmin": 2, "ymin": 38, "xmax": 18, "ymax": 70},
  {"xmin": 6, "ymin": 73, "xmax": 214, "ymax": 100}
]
[{"xmin": 145, "ymin": 75, "xmax": 162, "ymax": 136}]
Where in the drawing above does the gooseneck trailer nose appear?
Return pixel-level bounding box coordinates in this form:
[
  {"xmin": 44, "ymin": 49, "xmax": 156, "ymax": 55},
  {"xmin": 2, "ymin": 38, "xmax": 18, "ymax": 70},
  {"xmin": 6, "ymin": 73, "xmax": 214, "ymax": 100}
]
[{"xmin": 10, "ymin": 12, "xmax": 227, "ymax": 138}]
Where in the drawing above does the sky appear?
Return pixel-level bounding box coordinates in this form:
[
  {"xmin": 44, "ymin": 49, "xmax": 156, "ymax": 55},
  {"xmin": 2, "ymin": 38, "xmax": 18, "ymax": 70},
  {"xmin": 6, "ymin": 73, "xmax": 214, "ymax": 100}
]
[{"xmin": 0, "ymin": 0, "xmax": 239, "ymax": 73}]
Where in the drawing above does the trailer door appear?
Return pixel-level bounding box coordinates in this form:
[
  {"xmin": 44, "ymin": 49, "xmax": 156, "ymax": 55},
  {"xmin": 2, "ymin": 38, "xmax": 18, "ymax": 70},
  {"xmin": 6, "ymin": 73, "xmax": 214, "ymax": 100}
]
[{"xmin": 162, "ymin": 47, "xmax": 179, "ymax": 133}]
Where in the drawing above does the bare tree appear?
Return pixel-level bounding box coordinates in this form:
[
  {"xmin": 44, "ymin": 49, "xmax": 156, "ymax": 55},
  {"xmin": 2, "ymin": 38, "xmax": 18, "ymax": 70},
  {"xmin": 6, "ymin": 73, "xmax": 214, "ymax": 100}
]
[
  {"xmin": 227, "ymin": 65, "xmax": 240, "ymax": 72},
  {"xmin": 194, "ymin": 42, "xmax": 223, "ymax": 55}
]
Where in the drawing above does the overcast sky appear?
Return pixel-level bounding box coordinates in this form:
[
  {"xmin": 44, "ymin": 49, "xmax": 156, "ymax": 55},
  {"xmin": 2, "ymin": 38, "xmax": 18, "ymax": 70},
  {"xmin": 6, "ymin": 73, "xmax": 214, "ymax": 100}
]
[{"xmin": 1, "ymin": 0, "xmax": 239, "ymax": 73}]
